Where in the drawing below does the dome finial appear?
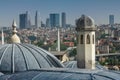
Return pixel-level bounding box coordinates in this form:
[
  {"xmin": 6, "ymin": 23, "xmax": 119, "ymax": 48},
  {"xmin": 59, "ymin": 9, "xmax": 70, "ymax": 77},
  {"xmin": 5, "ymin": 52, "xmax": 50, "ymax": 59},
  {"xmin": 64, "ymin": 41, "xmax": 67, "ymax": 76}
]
[
  {"xmin": 12, "ymin": 20, "xmax": 17, "ymax": 34},
  {"xmin": 11, "ymin": 20, "xmax": 21, "ymax": 43}
]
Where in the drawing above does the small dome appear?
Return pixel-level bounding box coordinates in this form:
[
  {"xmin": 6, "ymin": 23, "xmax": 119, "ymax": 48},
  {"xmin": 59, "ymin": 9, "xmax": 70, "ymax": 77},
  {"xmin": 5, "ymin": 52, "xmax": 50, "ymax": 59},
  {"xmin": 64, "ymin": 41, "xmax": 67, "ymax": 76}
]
[
  {"xmin": 76, "ymin": 15, "xmax": 95, "ymax": 31},
  {"xmin": 0, "ymin": 43, "xmax": 64, "ymax": 74},
  {"xmin": 11, "ymin": 34, "xmax": 20, "ymax": 43}
]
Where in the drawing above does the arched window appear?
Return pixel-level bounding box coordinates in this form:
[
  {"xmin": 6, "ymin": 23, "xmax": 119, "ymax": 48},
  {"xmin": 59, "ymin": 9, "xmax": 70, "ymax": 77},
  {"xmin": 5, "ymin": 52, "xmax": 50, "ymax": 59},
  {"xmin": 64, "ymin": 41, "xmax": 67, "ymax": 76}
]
[
  {"xmin": 80, "ymin": 35, "xmax": 83, "ymax": 44},
  {"xmin": 87, "ymin": 34, "xmax": 90, "ymax": 44},
  {"xmin": 93, "ymin": 35, "xmax": 94, "ymax": 44}
]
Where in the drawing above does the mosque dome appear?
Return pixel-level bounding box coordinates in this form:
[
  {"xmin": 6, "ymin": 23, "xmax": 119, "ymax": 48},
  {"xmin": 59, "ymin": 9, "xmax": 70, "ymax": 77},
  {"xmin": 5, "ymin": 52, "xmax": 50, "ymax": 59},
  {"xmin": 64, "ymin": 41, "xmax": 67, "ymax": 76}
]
[
  {"xmin": 0, "ymin": 68, "xmax": 120, "ymax": 80},
  {"xmin": 76, "ymin": 15, "xmax": 95, "ymax": 31},
  {"xmin": 0, "ymin": 43, "xmax": 64, "ymax": 74}
]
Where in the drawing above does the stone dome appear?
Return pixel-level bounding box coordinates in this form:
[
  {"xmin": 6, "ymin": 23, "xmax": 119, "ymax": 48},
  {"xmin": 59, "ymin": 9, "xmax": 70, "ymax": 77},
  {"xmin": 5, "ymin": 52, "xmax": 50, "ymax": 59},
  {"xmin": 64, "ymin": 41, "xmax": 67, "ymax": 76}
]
[
  {"xmin": 76, "ymin": 15, "xmax": 95, "ymax": 31},
  {"xmin": 0, "ymin": 43, "xmax": 64, "ymax": 74}
]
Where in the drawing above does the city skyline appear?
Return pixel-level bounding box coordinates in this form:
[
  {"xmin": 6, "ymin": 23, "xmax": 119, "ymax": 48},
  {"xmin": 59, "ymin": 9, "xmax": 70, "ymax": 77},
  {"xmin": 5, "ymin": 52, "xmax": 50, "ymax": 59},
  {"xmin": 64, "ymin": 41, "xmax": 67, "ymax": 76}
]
[{"xmin": 0, "ymin": 0, "xmax": 120, "ymax": 27}]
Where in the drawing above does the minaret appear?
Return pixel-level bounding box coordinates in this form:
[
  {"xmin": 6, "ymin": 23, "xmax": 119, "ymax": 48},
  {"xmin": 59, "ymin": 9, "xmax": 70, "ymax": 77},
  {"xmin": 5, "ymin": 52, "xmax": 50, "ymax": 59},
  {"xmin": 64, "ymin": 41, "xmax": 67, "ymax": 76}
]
[
  {"xmin": 11, "ymin": 20, "xmax": 21, "ymax": 43},
  {"xmin": 76, "ymin": 15, "xmax": 96, "ymax": 69},
  {"xmin": 1, "ymin": 29, "xmax": 4, "ymax": 45},
  {"xmin": 57, "ymin": 28, "xmax": 60, "ymax": 52}
]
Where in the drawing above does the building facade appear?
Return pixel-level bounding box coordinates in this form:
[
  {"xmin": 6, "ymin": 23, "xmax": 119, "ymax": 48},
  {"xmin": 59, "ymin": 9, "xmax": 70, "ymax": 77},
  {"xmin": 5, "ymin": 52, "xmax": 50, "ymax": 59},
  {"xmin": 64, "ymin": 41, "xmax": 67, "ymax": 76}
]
[{"xmin": 50, "ymin": 13, "xmax": 60, "ymax": 28}]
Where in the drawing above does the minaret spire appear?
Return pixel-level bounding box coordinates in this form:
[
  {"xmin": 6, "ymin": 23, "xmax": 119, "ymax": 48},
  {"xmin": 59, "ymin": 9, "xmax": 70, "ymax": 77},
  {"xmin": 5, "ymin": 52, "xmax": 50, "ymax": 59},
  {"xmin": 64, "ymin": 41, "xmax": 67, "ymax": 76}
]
[
  {"xmin": 1, "ymin": 29, "xmax": 4, "ymax": 45},
  {"xmin": 57, "ymin": 28, "xmax": 60, "ymax": 52},
  {"xmin": 11, "ymin": 20, "xmax": 20, "ymax": 43}
]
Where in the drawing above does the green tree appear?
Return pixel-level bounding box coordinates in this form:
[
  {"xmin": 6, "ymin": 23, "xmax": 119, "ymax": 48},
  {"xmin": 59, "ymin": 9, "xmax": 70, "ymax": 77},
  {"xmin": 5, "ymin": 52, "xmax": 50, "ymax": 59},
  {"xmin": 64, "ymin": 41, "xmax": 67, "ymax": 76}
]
[
  {"xmin": 28, "ymin": 36, "xmax": 36, "ymax": 41},
  {"xmin": 35, "ymin": 40, "xmax": 44, "ymax": 47},
  {"xmin": 69, "ymin": 48, "xmax": 77, "ymax": 57},
  {"xmin": 60, "ymin": 43, "xmax": 68, "ymax": 51}
]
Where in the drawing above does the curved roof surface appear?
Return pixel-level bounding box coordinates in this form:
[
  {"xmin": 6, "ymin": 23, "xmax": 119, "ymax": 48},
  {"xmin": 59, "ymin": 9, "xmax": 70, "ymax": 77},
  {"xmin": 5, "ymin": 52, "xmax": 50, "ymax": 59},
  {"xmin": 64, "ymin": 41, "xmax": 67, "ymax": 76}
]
[
  {"xmin": 0, "ymin": 68, "xmax": 120, "ymax": 80},
  {"xmin": 0, "ymin": 43, "xmax": 64, "ymax": 74},
  {"xmin": 63, "ymin": 61, "xmax": 108, "ymax": 70},
  {"xmin": 76, "ymin": 15, "xmax": 95, "ymax": 31}
]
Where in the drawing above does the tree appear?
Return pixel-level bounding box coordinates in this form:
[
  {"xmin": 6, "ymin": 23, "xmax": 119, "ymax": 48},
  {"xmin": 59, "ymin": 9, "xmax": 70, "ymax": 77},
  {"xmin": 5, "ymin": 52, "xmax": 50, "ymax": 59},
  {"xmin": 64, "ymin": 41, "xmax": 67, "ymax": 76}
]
[
  {"xmin": 69, "ymin": 48, "xmax": 77, "ymax": 57},
  {"xmin": 28, "ymin": 36, "xmax": 36, "ymax": 41},
  {"xmin": 35, "ymin": 40, "xmax": 44, "ymax": 47},
  {"xmin": 60, "ymin": 43, "xmax": 67, "ymax": 51}
]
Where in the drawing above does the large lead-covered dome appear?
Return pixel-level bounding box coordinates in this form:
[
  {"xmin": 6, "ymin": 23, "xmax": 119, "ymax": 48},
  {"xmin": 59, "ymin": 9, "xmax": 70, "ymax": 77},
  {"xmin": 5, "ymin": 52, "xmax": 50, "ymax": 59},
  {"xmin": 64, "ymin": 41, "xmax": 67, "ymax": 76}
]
[
  {"xmin": 0, "ymin": 69, "xmax": 120, "ymax": 80},
  {"xmin": 0, "ymin": 43, "xmax": 64, "ymax": 74}
]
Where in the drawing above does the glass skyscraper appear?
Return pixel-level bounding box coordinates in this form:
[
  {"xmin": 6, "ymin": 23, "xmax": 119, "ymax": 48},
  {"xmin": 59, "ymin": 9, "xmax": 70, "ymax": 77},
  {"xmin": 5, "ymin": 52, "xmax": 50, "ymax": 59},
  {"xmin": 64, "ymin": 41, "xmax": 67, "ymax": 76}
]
[
  {"xmin": 50, "ymin": 13, "xmax": 60, "ymax": 28},
  {"xmin": 19, "ymin": 14, "xmax": 26, "ymax": 29},
  {"xmin": 19, "ymin": 11, "xmax": 31, "ymax": 29},
  {"xmin": 109, "ymin": 14, "xmax": 114, "ymax": 26},
  {"xmin": 61, "ymin": 12, "xmax": 66, "ymax": 28},
  {"xmin": 35, "ymin": 11, "xmax": 41, "ymax": 28}
]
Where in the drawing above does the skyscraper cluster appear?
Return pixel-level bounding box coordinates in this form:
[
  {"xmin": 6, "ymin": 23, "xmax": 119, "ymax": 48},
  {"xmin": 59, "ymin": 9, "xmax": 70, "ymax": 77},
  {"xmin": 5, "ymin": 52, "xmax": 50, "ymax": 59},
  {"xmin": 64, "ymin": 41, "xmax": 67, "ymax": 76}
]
[
  {"xmin": 19, "ymin": 11, "xmax": 41, "ymax": 29},
  {"xmin": 49, "ymin": 12, "xmax": 66, "ymax": 28},
  {"xmin": 19, "ymin": 11, "xmax": 67, "ymax": 29}
]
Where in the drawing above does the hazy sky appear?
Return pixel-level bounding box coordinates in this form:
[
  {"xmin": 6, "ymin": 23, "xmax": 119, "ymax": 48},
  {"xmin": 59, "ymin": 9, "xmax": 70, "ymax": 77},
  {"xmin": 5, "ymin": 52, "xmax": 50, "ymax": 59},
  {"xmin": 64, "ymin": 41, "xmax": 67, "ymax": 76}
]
[{"xmin": 0, "ymin": 0, "xmax": 120, "ymax": 27}]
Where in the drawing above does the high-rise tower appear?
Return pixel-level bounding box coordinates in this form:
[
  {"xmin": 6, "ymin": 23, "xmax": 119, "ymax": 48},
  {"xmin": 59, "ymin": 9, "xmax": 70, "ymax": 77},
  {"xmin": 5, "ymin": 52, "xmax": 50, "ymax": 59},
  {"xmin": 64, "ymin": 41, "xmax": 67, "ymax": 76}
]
[
  {"xmin": 35, "ymin": 11, "xmax": 41, "ymax": 28},
  {"xmin": 19, "ymin": 11, "xmax": 31, "ymax": 29},
  {"xmin": 19, "ymin": 14, "xmax": 26, "ymax": 29},
  {"xmin": 46, "ymin": 18, "xmax": 50, "ymax": 27},
  {"xmin": 26, "ymin": 11, "xmax": 31, "ymax": 28},
  {"xmin": 76, "ymin": 15, "xmax": 96, "ymax": 69},
  {"xmin": 61, "ymin": 12, "xmax": 66, "ymax": 28},
  {"xmin": 50, "ymin": 13, "xmax": 60, "ymax": 28},
  {"xmin": 109, "ymin": 14, "xmax": 114, "ymax": 26}
]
